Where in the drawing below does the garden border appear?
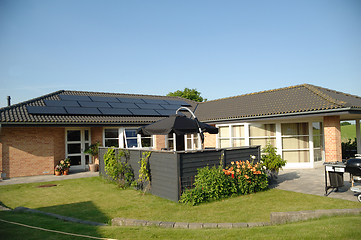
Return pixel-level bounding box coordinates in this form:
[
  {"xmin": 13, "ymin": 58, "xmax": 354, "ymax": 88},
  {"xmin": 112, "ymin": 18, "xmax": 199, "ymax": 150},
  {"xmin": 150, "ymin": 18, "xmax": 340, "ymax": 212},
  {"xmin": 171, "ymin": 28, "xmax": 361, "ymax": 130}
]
[{"xmin": 8, "ymin": 206, "xmax": 361, "ymax": 228}]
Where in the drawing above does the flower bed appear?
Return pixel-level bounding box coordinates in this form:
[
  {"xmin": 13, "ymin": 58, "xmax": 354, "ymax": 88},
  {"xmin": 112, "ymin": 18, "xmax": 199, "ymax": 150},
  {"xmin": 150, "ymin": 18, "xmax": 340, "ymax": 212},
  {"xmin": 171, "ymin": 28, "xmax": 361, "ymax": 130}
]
[{"xmin": 180, "ymin": 159, "xmax": 268, "ymax": 205}]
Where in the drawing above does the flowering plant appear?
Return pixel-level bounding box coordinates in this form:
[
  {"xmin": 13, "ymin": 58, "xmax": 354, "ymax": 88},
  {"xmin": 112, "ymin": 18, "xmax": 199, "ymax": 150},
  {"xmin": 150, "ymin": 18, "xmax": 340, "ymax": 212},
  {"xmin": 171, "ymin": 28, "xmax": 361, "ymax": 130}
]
[
  {"xmin": 59, "ymin": 158, "xmax": 71, "ymax": 170},
  {"xmin": 54, "ymin": 165, "xmax": 63, "ymax": 172},
  {"xmin": 223, "ymin": 160, "xmax": 268, "ymax": 195}
]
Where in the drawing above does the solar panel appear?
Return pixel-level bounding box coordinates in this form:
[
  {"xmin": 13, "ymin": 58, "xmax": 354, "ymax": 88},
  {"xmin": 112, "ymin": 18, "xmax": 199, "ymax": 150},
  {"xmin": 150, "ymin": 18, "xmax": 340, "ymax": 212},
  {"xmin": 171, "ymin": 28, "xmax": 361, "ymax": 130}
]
[
  {"xmin": 155, "ymin": 109, "xmax": 177, "ymax": 116},
  {"xmin": 108, "ymin": 102, "xmax": 139, "ymax": 109},
  {"xmin": 142, "ymin": 98, "xmax": 168, "ymax": 104},
  {"xmin": 78, "ymin": 101, "xmax": 111, "ymax": 108},
  {"xmin": 117, "ymin": 97, "xmax": 145, "ymax": 104},
  {"xmin": 164, "ymin": 100, "xmax": 192, "ymax": 106},
  {"xmin": 98, "ymin": 108, "xmax": 133, "ymax": 115},
  {"xmin": 160, "ymin": 104, "xmax": 182, "ymax": 110},
  {"xmin": 89, "ymin": 96, "xmax": 120, "ymax": 102},
  {"xmin": 59, "ymin": 95, "xmax": 92, "ymax": 101},
  {"xmin": 135, "ymin": 103, "xmax": 165, "ymax": 109},
  {"xmin": 44, "ymin": 100, "xmax": 80, "ymax": 107},
  {"xmin": 65, "ymin": 107, "xmax": 102, "ymax": 115},
  {"xmin": 128, "ymin": 109, "xmax": 160, "ymax": 116},
  {"xmin": 26, "ymin": 106, "xmax": 67, "ymax": 114}
]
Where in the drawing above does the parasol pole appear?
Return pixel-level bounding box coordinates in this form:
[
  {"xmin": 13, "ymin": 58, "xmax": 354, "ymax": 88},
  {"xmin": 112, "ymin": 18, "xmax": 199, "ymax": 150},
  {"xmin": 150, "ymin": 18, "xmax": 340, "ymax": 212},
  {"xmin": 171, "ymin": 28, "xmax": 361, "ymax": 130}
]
[{"xmin": 176, "ymin": 107, "xmax": 204, "ymax": 149}]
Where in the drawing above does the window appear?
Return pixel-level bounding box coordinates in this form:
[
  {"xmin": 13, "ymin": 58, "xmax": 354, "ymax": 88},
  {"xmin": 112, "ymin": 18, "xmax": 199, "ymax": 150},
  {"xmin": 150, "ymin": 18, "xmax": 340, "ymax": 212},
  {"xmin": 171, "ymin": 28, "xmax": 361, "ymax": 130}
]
[
  {"xmin": 249, "ymin": 123, "xmax": 275, "ymax": 149},
  {"xmin": 185, "ymin": 134, "xmax": 200, "ymax": 150},
  {"xmin": 104, "ymin": 128, "xmax": 153, "ymax": 149},
  {"xmin": 313, "ymin": 122, "xmax": 324, "ymax": 162},
  {"xmin": 217, "ymin": 124, "xmax": 245, "ymax": 148},
  {"xmin": 281, "ymin": 123, "xmax": 309, "ymax": 163}
]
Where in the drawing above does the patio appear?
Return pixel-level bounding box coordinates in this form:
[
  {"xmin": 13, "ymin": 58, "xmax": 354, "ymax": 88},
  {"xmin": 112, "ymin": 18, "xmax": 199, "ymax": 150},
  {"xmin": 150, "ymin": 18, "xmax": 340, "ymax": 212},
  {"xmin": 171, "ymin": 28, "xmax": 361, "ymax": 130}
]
[{"xmin": 272, "ymin": 165, "xmax": 359, "ymax": 202}]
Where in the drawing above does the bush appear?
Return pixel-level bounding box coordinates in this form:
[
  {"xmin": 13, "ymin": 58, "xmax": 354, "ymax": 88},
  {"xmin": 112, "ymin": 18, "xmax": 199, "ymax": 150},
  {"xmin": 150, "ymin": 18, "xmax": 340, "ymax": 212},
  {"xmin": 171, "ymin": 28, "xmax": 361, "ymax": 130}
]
[
  {"xmin": 180, "ymin": 160, "xmax": 268, "ymax": 205},
  {"xmin": 103, "ymin": 148, "xmax": 134, "ymax": 189},
  {"xmin": 261, "ymin": 143, "xmax": 287, "ymax": 171}
]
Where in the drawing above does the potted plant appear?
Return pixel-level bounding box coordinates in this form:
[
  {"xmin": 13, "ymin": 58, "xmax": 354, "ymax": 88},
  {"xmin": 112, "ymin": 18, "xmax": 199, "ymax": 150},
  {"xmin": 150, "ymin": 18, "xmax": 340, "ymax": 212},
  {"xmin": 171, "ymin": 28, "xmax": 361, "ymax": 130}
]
[
  {"xmin": 60, "ymin": 158, "xmax": 71, "ymax": 175},
  {"xmin": 54, "ymin": 165, "xmax": 62, "ymax": 176},
  {"xmin": 261, "ymin": 142, "xmax": 287, "ymax": 184},
  {"xmin": 84, "ymin": 141, "xmax": 101, "ymax": 172}
]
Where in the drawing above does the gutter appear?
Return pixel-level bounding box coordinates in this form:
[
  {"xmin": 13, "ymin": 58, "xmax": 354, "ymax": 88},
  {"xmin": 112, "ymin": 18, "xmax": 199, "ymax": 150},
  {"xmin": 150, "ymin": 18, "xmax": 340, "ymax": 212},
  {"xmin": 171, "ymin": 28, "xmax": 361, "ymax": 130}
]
[{"xmin": 202, "ymin": 107, "xmax": 359, "ymax": 123}]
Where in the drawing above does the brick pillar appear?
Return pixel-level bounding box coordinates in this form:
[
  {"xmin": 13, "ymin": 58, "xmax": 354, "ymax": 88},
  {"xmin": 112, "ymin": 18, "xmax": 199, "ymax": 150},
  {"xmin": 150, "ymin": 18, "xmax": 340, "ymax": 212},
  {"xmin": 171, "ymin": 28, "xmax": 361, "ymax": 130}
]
[
  {"xmin": 203, "ymin": 132, "xmax": 216, "ymax": 148},
  {"xmin": 91, "ymin": 127, "xmax": 103, "ymax": 144},
  {"xmin": 153, "ymin": 135, "xmax": 166, "ymax": 150},
  {"xmin": 324, "ymin": 116, "xmax": 342, "ymax": 162}
]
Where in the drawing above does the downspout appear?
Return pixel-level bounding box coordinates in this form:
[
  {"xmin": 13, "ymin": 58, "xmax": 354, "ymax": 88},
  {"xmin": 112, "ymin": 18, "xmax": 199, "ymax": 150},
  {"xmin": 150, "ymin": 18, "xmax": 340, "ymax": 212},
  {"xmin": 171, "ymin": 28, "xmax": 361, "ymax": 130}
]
[{"xmin": 176, "ymin": 107, "xmax": 204, "ymax": 149}]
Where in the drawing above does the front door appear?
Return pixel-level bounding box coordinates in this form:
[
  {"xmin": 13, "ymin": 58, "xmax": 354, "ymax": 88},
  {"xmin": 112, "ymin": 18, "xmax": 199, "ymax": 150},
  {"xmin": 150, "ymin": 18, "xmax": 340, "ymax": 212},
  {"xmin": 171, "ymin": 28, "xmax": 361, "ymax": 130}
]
[{"xmin": 65, "ymin": 129, "xmax": 91, "ymax": 171}]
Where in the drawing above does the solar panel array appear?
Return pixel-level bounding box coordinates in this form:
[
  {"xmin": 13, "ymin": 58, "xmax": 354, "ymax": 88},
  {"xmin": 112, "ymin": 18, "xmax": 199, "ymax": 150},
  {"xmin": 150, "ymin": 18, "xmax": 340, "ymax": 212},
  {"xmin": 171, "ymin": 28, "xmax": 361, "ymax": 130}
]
[{"xmin": 26, "ymin": 95, "xmax": 192, "ymax": 117}]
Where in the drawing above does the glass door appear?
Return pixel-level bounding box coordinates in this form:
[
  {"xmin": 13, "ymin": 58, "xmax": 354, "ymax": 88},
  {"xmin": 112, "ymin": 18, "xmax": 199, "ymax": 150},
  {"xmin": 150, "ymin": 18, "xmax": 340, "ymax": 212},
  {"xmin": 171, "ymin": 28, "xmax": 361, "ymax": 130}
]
[{"xmin": 66, "ymin": 129, "xmax": 91, "ymax": 170}]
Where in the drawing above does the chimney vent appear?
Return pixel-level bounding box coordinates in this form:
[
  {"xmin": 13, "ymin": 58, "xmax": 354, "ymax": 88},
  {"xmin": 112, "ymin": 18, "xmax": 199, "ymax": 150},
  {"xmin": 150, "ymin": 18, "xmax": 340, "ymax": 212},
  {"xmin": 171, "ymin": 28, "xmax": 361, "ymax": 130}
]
[{"xmin": 7, "ymin": 96, "xmax": 11, "ymax": 106}]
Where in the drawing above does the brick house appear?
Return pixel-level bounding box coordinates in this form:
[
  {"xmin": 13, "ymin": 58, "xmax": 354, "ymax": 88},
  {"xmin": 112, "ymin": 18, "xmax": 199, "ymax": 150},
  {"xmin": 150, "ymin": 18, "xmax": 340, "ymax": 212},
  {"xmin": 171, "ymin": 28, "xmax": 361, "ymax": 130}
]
[{"xmin": 1, "ymin": 84, "xmax": 360, "ymax": 178}]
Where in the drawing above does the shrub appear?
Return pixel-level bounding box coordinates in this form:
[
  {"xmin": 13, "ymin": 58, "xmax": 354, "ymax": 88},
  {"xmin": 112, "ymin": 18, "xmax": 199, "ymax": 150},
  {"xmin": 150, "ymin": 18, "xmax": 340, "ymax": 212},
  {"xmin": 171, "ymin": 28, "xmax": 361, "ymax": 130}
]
[
  {"xmin": 180, "ymin": 160, "xmax": 268, "ymax": 205},
  {"xmin": 261, "ymin": 143, "xmax": 287, "ymax": 171},
  {"xmin": 103, "ymin": 148, "xmax": 134, "ymax": 189}
]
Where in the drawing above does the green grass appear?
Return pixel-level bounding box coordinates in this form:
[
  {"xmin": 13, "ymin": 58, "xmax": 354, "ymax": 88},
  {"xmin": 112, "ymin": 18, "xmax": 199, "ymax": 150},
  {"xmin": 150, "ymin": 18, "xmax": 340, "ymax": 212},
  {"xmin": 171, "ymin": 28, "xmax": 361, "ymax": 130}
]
[
  {"xmin": 1, "ymin": 210, "xmax": 360, "ymax": 240},
  {"xmin": 341, "ymin": 124, "xmax": 360, "ymax": 142},
  {"xmin": 0, "ymin": 177, "xmax": 360, "ymax": 224}
]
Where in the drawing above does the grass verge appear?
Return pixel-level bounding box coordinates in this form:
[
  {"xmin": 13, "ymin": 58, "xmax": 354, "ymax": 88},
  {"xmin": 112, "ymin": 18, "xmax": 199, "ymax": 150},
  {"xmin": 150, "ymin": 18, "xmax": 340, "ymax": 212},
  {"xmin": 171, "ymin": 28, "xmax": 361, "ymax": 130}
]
[
  {"xmin": 0, "ymin": 177, "xmax": 360, "ymax": 224},
  {"xmin": 0, "ymin": 210, "xmax": 360, "ymax": 240}
]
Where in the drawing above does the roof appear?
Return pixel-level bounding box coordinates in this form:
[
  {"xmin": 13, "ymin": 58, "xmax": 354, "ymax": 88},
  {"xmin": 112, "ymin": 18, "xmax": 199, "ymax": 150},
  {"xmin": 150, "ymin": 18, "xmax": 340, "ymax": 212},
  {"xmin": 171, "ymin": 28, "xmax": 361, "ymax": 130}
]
[
  {"xmin": 194, "ymin": 84, "xmax": 361, "ymax": 122},
  {"xmin": 1, "ymin": 84, "xmax": 360, "ymax": 126},
  {"xmin": 0, "ymin": 90, "xmax": 197, "ymax": 125}
]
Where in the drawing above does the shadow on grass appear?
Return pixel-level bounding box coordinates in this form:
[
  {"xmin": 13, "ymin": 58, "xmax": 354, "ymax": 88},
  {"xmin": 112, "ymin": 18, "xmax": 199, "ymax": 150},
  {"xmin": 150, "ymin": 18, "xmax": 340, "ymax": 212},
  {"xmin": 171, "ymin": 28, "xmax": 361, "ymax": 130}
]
[{"xmin": 0, "ymin": 210, "xmax": 106, "ymax": 240}]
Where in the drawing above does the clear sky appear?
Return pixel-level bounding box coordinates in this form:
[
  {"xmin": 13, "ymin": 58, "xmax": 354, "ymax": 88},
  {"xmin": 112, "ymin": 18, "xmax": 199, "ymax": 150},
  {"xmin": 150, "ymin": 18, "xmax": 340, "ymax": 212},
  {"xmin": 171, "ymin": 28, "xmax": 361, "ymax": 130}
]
[{"xmin": 0, "ymin": 0, "xmax": 360, "ymax": 108}]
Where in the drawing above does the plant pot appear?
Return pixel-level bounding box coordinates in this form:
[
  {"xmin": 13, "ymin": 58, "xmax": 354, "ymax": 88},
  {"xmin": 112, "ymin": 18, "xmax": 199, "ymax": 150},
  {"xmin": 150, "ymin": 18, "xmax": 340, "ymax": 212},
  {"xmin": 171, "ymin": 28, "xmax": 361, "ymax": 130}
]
[
  {"xmin": 266, "ymin": 169, "xmax": 278, "ymax": 185},
  {"xmin": 55, "ymin": 171, "xmax": 62, "ymax": 176},
  {"xmin": 89, "ymin": 164, "xmax": 98, "ymax": 172},
  {"xmin": 63, "ymin": 169, "xmax": 69, "ymax": 175}
]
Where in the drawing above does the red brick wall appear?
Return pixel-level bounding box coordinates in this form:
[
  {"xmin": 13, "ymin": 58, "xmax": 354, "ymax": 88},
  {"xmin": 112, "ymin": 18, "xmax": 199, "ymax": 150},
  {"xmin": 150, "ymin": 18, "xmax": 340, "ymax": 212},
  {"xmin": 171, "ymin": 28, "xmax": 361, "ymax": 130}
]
[
  {"xmin": 153, "ymin": 135, "xmax": 166, "ymax": 150},
  {"xmin": 203, "ymin": 132, "xmax": 217, "ymax": 148},
  {"xmin": 0, "ymin": 127, "xmax": 65, "ymax": 178},
  {"xmin": 324, "ymin": 116, "xmax": 342, "ymax": 162},
  {"xmin": 91, "ymin": 127, "xmax": 103, "ymax": 144}
]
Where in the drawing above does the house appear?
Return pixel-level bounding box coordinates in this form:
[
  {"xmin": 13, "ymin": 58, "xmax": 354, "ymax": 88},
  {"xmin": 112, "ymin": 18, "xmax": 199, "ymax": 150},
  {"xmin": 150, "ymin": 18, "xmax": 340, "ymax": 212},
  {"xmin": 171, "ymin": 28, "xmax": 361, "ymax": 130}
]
[{"xmin": 1, "ymin": 84, "xmax": 360, "ymax": 178}]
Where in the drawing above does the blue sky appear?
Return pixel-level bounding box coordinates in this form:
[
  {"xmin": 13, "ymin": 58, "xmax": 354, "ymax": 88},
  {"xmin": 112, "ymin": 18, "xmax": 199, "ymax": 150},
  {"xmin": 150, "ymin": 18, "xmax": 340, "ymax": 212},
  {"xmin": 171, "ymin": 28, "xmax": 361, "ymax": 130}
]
[{"xmin": 0, "ymin": 0, "xmax": 360, "ymax": 108}]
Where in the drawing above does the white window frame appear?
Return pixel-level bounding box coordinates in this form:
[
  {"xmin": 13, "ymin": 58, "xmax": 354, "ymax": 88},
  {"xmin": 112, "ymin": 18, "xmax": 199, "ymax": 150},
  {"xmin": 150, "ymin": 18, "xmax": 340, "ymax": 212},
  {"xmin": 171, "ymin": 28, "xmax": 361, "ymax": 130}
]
[
  {"xmin": 216, "ymin": 123, "xmax": 248, "ymax": 148},
  {"xmin": 103, "ymin": 127, "xmax": 154, "ymax": 149}
]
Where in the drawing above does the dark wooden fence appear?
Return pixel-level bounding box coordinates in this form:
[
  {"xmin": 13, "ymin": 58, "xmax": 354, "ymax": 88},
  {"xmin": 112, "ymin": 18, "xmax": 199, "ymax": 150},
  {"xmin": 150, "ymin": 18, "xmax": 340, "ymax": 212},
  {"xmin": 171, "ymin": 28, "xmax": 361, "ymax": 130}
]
[{"xmin": 98, "ymin": 146, "xmax": 260, "ymax": 202}]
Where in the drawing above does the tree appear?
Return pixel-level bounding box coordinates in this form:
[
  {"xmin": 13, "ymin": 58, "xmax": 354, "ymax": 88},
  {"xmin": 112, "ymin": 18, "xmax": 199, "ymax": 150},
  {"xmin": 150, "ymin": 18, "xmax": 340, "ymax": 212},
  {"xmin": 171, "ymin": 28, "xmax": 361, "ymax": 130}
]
[{"xmin": 167, "ymin": 88, "xmax": 207, "ymax": 102}]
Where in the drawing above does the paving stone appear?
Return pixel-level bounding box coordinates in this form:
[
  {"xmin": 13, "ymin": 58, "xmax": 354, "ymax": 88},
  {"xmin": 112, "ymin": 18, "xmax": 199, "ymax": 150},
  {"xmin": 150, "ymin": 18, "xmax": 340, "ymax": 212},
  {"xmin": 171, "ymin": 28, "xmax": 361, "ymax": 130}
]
[
  {"xmin": 146, "ymin": 221, "xmax": 161, "ymax": 227},
  {"xmin": 133, "ymin": 220, "xmax": 149, "ymax": 226},
  {"xmin": 217, "ymin": 223, "xmax": 233, "ymax": 229},
  {"xmin": 112, "ymin": 218, "xmax": 126, "ymax": 226},
  {"xmin": 203, "ymin": 223, "xmax": 218, "ymax": 229},
  {"xmin": 247, "ymin": 222, "xmax": 260, "ymax": 227},
  {"xmin": 188, "ymin": 223, "xmax": 203, "ymax": 229},
  {"xmin": 159, "ymin": 221, "xmax": 175, "ymax": 228},
  {"xmin": 174, "ymin": 222, "xmax": 189, "ymax": 228},
  {"xmin": 122, "ymin": 219, "xmax": 137, "ymax": 226},
  {"xmin": 232, "ymin": 222, "xmax": 248, "ymax": 228}
]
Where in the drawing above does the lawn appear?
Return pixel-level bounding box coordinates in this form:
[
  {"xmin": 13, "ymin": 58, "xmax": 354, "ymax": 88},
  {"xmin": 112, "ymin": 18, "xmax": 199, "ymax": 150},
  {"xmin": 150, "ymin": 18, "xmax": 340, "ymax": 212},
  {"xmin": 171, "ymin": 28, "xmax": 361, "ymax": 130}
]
[
  {"xmin": 0, "ymin": 177, "xmax": 360, "ymax": 225},
  {"xmin": 1, "ymin": 208, "xmax": 361, "ymax": 240},
  {"xmin": 341, "ymin": 124, "xmax": 359, "ymax": 142}
]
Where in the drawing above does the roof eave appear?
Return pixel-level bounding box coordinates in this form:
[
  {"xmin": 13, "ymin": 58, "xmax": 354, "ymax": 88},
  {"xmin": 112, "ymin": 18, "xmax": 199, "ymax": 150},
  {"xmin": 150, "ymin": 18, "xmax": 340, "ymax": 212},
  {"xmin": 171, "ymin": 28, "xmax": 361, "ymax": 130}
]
[{"xmin": 202, "ymin": 107, "xmax": 361, "ymax": 123}]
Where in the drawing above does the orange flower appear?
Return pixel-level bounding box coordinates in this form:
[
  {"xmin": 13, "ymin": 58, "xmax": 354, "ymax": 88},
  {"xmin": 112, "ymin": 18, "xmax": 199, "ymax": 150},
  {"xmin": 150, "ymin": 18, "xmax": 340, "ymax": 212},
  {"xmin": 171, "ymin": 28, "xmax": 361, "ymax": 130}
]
[
  {"xmin": 231, "ymin": 161, "xmax": 234, "ymax": 165},
  {"xmin": 236, "ymin": 161, "xmax": 239, "ymax": 165},
  {"xmin": 242, "ymin": 165, "xmax": 245, "ymax": 169},
  {"xmin": 244, "ymin": 175, "xmax": 249, "ymax": 179},
  {"xmin": 236, "ymin": 169, "xmax": 240, "ymax": 173}
]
